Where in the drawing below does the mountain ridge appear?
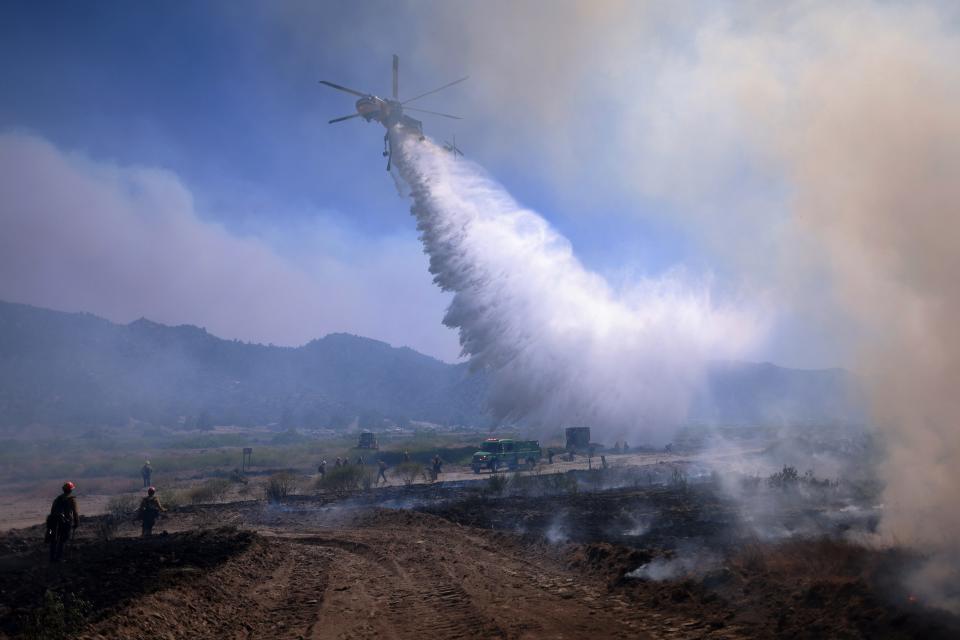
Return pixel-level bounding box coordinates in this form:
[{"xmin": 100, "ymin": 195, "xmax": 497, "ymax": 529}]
[{"xmin": 0, "ymin": 300, "xmax": 863, "ymax": 430}]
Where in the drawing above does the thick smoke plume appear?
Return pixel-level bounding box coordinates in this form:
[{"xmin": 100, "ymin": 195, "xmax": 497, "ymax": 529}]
[
  {"xmin": 391, "ymin": 131, "xmax": 759, "ymax": 443},
  {"xmin": 700, "ymin": 5, "xmax": 960, "ymax": 610}
]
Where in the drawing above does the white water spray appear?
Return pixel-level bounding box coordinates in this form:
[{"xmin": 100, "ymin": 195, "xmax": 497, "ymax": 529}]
[{"xmin": 392, "ymin": 131, "xmax": 759, "ymax": 443}]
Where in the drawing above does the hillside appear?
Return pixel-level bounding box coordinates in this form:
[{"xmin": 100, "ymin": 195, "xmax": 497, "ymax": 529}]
[
  {"xmin": 0, "ymin": 300, "xmax": 489, "ymax": 429},
  {"xmin": 0, "ymin": 300, "xmax": 862, "ymax": 430}
]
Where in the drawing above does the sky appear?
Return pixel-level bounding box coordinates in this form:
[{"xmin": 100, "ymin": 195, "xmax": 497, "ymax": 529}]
[{"xmin": 2, "ymin": 0, "xmax": 955, "ymax": 368}]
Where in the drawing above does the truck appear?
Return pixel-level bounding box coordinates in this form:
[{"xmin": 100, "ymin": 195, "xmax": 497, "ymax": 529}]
[
  {"xmin": 357, "ymin": 431, "xmax": 379, "ymax": 449},
  {"xmin": 471, "ymin": 438, "xmax": 541, "ymax": 473},
  {"xmin": 564, "ymin": 427, "xmax": 591, "ymax": 451}
]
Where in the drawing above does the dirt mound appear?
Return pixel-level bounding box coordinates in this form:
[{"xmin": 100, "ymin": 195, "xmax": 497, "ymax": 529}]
[{"xmin": 0, "ymin": 528, "xmax": 258, "ymax": 639}]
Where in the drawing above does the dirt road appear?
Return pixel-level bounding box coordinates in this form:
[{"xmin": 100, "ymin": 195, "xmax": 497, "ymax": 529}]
[{"xmin": 0, "ymin": 509, "xmax": 737, "ymax": 640}]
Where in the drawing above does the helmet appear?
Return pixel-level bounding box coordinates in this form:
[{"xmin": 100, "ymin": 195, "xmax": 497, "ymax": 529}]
[
  {"xmin": 147, "ymin": 486, "xmax": 156, "ymax": 495},
  {"xmin": 62, "ymin": 482, "xmax": 75, "ymax": 492}
]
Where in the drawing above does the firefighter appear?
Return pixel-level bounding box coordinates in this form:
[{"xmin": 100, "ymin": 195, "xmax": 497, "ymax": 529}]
[
  {"xmin": 318, "ymin": 459, "xmax": 327, "ymax": 478},
  {"xmin": 47, "ymin": 482, "xmax": 79, "ymax": 562},
  {"xmin": 137, "ymin": 487, "xmax": 166, "ymax": 537},
  {"xmin": 547, "ymin": 449, "xmax": 554, "ymax": 464},
  {"xmin": 377, "ymin": 459, "xmax": 388, "ymax": 485},
  {"xmin": 431, "ymin": 455, "xmax": 443, "ymax": 481},
  {"xmin": 141, "ymin": 460, "xmax": 152, "ymax": 488}
]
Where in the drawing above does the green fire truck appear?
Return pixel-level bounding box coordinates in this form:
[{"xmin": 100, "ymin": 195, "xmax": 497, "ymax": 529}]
[{"xmin": 471, "ymin": 438, "xmax": 541, "ymax": 473}]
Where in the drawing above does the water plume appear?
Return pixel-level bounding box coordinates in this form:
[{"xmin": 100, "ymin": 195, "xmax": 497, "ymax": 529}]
[{"xmin": 391, "ymin": 130, "xmax": 760, "ymax": 444}]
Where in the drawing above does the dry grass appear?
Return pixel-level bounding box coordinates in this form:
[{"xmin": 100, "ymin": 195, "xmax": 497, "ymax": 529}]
[
  {"xmin": 264, "ymin": 472, "xmax": 301, "ymax": 503},
  {"xmin": 730, "ymin": 537, "xmax": 865, "ymax": 580},
  {"xmin": 394, "ymin": 462, "xmax": 423, "ymax": 486},
  {"xmin": 93, "ymin": 495, "xmax": 140, "ymax": 540},
  {"xmin": 186, "ymin": 478, "xmax": 232, "ymax": 504}
]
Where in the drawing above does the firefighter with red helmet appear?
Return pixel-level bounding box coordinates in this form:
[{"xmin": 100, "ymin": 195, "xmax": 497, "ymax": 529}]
[
  {"xmin": 46, "ymin": 482, "xmax": 79, "ymax": 562},
  {"xmin": 137, "ymin": 486, "xmax": 166, "ymax": 537}
]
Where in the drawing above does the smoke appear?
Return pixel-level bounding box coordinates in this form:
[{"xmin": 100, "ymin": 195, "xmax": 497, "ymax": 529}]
[
  {"xmin": 407, "ymin": 0, "xmax": 960, "ymax": 609},
  {"xmin": 626, "ymin": 549, "xmax": 719, "ymax": 581},
  {"xmin": 390, "ymin": 131, "xmax": 760, "ymax": 444},
  {"xmin": 692, "ymin": 3, "xmax": 960, "ymax": 611}
]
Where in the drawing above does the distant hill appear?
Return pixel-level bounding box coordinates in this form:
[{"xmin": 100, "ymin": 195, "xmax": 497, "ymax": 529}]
[
  {"xmin": 0, "ymin": 300, "xmax": 490, "ymax": 429},
  {"xmin": 0, "ymin": 300, "xmax": 863, "ymax": 430},
  {"xmin": 691, "ymin": 360, "xmax": 864, "ymax": 427}
]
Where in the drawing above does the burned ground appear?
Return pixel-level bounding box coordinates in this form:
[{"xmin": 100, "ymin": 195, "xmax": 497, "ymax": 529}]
[{"xmin": 0, "ymin": 472, "xmax": 957, "ymax": 639}]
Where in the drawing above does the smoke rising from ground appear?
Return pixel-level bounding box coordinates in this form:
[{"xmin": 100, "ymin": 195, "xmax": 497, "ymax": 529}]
[
  {"xmin": 789, "ymin": 13, "xmax": 960, "ymax": 611},
  {"xmin": 688, "ymin": 3, "xmax": 960, "ymax": 610},
  {"xmin": 392, "ymin": 132, "xmax": 761, "ymax": 444}
]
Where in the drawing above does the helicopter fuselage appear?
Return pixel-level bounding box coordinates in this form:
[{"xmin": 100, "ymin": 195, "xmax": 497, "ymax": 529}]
[{"xmin": 355, "ymin": 97, "xmax": 422, "ymax": 133}]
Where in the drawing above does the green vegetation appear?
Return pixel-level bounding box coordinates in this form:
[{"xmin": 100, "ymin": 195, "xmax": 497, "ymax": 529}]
[
  {"xmin": 159, "ymin": 433, "xmax": 252, "ymax": 450},
  {"xmin": 22, "ymin": 590, "xmax": 91, "ymax": 640},
  {"xmin": 0, "ymin": 419, "xmax": 495, "ymax": 505},
  {"xmin": 317, "ymin": 465, "xmax": 369, "ymax": 495}
]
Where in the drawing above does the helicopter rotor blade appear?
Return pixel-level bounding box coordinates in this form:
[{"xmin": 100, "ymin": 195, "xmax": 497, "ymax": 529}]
[
  {"xmin": 328, "ymin": 113, "xmax": 362, "ymax": 124},
  {"xmin": 402, "ymin": 76, "xmax": 469, "ymax": 105},
  {"xmin": 319, "ymin": 80, "xmax": 369, "ymax": 98},
  {"xmin": 405, "ymin": 107, "xmax": 462, "ymax": 120},
  {"xmin": 392, "ymin": 54, "xmax": 399, "ymax": 100}
]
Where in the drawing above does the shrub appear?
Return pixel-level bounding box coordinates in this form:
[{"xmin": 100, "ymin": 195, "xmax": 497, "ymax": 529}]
[
  {"xmin": 767, "ymin": 466, "xmax": 800, "ymax": 489},
  {"xmin": 161, "ymin": 489, "xmax": 189, "ymax": 510},
  {"xmin": 318, "ymin": 465, "xmax": 367, "ymax": 495},
  {"xmin": 394, "ymin": 462, "xmax": 423, "ymax": 486},
  {"xmin": 187, "ymin": 478, "xmax": 232, "ymax": 504},
  {"xmin": 264, "ymin": 472, "xmax": 300, "ymax": 502},
  {"xmin": 94, "ymin": 495, "xmax": 139, "ymax": 540},
  {"xmin": 23, "ymin": 590, "xmax": 91, "ymax": 640}
]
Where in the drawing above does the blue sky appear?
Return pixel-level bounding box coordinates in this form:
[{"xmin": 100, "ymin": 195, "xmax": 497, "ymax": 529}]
[
  {"xmin": 6, "ymin": 0, "xmax": 943, "ymax": 368},
  {"xmin": 0, "ymin": 1, "xmax": 697, "ymax": 259}
]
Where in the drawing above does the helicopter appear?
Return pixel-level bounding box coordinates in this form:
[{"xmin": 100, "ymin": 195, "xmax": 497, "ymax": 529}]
[
  {"xmin": 442, "ymin": 134, "xmax": 464, "ymax": 158},
  {"xmin": 320, "ymin": 55, "xmax": 467, "ymax": 170}
]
